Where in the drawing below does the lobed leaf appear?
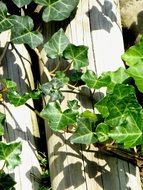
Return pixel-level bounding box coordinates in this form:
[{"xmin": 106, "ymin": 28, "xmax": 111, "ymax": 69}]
[
  {"xmin": 127, "ymin": 62, "xmax": 143, "ymax": 93},
  {"xmin": 10, "ymin": 15, "xmax": 43, "ymax": 49},
  {"xmin": 12, "ymin": 0, "xmax": 32, "ymax": 8},
  {"xmin": 96, "ymin": 84, "xmax": 143, "ymax": 148},
  {"xmin": 0, "ymin": 112, "xmax": 5, "ymax": 136},
  {"xmin": 122, "ymin": 37, "xmax": 143, "ymax": 66},
  {"xmin": 0, "ymin": 2, "xmax": 13, "ymax": 33},
  {"xmin": 0, "ymin": 172, "xmax": 16, "ymax": 190},
  {"xmin": 44, "ymin": 28, "xmax": 69, "ymax": 59},
  {"xmin": 34, "ymin": 0, "xmax": 79, "ymax": 22},
  {"xmin": 96, "ymin": 123, "xmax": 110, "ymax": 142},
  {"xmin": 70, "ymin": 118, "xmax": 97, "ymax": 144},
  {"xmin": 40, "ymin": 102, "xmax": 78, "ymax": 131},
  {"xmin": 63, "ymin": 44, "xmax": 88, "ymax": 70},
  {"xmin": 0, "ymin": 142, "xmax": 22, "ymax": 170}
]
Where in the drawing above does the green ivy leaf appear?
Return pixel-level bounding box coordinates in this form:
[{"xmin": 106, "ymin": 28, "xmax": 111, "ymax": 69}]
[
  {"xmin": 0, "ymin": 112, "xmax": 5, "ymax": 136},
  {"xmin": 0, "ymin": 172, "xmax": 16, "ymax": 190},
  {"xmin": 4, "ymin": 79, "xmax": 17, "ymax": 91},
  {"xmin": 40, "ymin": 102, "xmax": 78, "ymax": 131},
  {"xmin": 63, "ymin": 44, "xmax": 88, "ymax": 70},
  {"xmin": 0, "ymin": 142, "xmax": 22, "ymax": 170},
  {"xmin": 96, "ymin": 84, "xmax": 143, "ymax": 148},
  {"xmin": 41, "ymin": 78, "xmax": 64, "ymax": 102},
  {"xmin": 96, "ymin": 123, "xmax": 110, "ymax": 142},
  {"xmin": 55, "ymin": 71, "xmax": 69, "ymax": 84},
  {"xmin": 12, "ymin": 0, "xmax": 32, "ymax": 8},
  {"xmin": 122, "ymin": 37, "xmax": 143, "ymax": 66},
  {"xmin": 127, "ymin": 63, "xmax": 143, "ymax": 93},
  {"xmin": 70, "ymin": 118, "xmax": 97, "ymax": 144},
  {"xmin": 80, "ymin": 110, "xmax": 99, "ymax": 122},
  {"xmin": 34, "ymin": 0, "xmax": 79, "ymax": 22},
  {"xmin": 67, "ymin": 100, "xmax": 79, "ymax": 113},
  {"xmin": 10, "ymin": 15, "xmax": 43, "ymax": 49},
  {"xmin": 44, "ymin": 28, "xmax": 69, "ymax": 59},
  {"xmin": 0, "ymin": 2, "xmax": 13, "ymax": 33},
  {"xmin": 81, "ymin": 70, "xmax": 97, "ymax": 88},
  {"xmin": 7, "ymin": 91, "xmax": 30, "ymax": 106}
]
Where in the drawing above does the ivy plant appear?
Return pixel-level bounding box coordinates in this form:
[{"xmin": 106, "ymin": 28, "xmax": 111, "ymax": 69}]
[{"xmin": 1, "ymin": 0, "xmax": 143, "ymax": 189}]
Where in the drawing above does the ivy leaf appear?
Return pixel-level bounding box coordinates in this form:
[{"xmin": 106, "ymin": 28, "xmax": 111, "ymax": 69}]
[
  {"xmin": 67, "ymin": 100, "xmax": 79, "ymax": 113},
  {"xmin": 127, "ymin": 63, "xmax": 143, "ymax": 93},
  {"xmin": 0, "ymin": 172, "xmax": 16, "ymax": 190},
  {"xmin": 0, "ymin": 142, "xmax": 22, "ymax": 170},
  {"xmin": 10, "ymin": 15, "xmax": 43, "ymax": 49},
  {"xmin": 96, "ymin": 84, "xmax": 143, "ymax": 148},
  {"xmin": 40, "ymin": 102, "xmax": 78, "ymax": 131},
  {"xmin": 0, "ymin": 112, "xmax": 5, "ymax": 136},
  {"xmin": 70, "ymin": 118, "xmax": 97, "ymax": 144},
  {"xmin": 105, "ymin": 67, "xmax": 130, "ymax": 93},
  {"xmin": 12, "ymin": 0, "xmax": 32, "ymax": 8},
  {"xmin": 122, "ymin": 37, "xmax": 143, "ymax": 66},
  {"xmin": 0, "ymin": 2, "xmax": 13, "ymax": 33},
  {"xmin": 96, "ymin": 123, "xmax": 110, "ymax": 142},
  {"xmin": 55, "ymin": 71, "xmax": 69, "ymax": 84},
  {"xmin": 4, "ymin": 79, "xmax": 17, "ymax": 91},
  {"xmin": 44, "ymin": 28, "xmax": 69, "ymax": 59},
  {"xmin": 41, "ymin": 78, "xmax": 64, "ymax": 102},
  {"xmin": 7, "ymin": 91, "xmax": 30, "ymax": 106},
  {"xmin": 63, "ymin": 44, "xmax": 88, "ymax": 70},
  {"xmin": 80, "ymin": 110, "xmax": 99, "ymax": 122},
  {"xmin": 34, "ymin": 0, "xmax": 79, "ymax": 22}
]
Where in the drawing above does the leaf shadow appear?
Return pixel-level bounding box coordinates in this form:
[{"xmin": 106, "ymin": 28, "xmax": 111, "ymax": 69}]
[
  {"xmin": 86, "ymin": 0, "xmax": 119, "ymax": 33},
  {"xmin": 47, "ymin": 131, "xmax": 137, "ymax": 190}
]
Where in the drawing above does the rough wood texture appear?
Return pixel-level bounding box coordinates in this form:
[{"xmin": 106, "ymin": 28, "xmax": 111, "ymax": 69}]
[
  {"xmin": 41, "ymin": 0, "xmax": 142, "ymax": 189},
  {"xmin": 0, "ymin": 31, "xmax": 41, "ymax": 190}
]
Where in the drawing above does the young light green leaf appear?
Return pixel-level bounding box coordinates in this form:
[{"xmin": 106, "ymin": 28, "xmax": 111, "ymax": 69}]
[
  {"xmin": 34, "ymin": 0, "xmax": 79, "ymax": 22},
  {"xmin": 126, "ymin": 62, "xmax": 143, "ymax": 93},
  {"xmin": 10, "ymin": 15, "xmax": 43, "ymax": 49},
  {"xmin": 12, "ymin": 0, "xmax": 32, "ymax": 8},
  {"xmin": 40, "ymin": 102, "xmax": 78, "ymax": 131},
  {"xmin": 122, "ymin": 38, "xmax": 143, "ymax": 66},
  {"xmin": 80, "ymin": 110, "xmax": 99, "ymax": 122},
  {"xmin": 0, "ymin": 142, "xmax": 22, "ymax": 170},
  {"xmin": 70, "ymin": 118, "xmax": 97, "ymax": 144},
  {"xmin": 4, "ymin": 79, "xmax": 17, "ymax": 90},
  {"xmin": 44, "ymin": 28, "xmax": 69, "ymax": 59},
  {"xmin": 55, "ymin": 71, "xmax": 69, "ymax": 84},
  {"xmin": 0, "ymin": 2, "xmax": 13, "ymax": 33},
  {"xmin": 105, "ymin": 67, "xmax": 130, "ymax": 93},
  {"xmin": 0, "ymin": 172, "xmax": 16, "ymax": 190},
  {"xmin": 63, "ymin": 44, "xmax": 88, "ymax": 70}
]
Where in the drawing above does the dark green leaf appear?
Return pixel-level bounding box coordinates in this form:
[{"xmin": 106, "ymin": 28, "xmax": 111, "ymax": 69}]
[
  {"xmin": 70, "ymin": 118, "xmax": 97, "ymax": 144},
  {"xmin": 0, "ymin": 142, "xmax": 22, "ymax": 170},
  {"xmin": 10, "ymin": 15, "xmax": 43, "ymax": 49},
  {"xmin": 81, "ymin": 70, "xmax": 97, "ymax": 88},
  {"xmin": 127, "ymin": 63, "xmax": 143, "ymax": 93},
  {"xmin": 0, "ymin": 2, "xmax": 13, "ymax": 33},
  {"xmin": 40, "ymin": 102, "xmax": 78, "ymax": 131},
  {"xmin": 12, "ymin": 0, "xmax": 32, "ymax": 8},
  {"xmin": 0, "ymin": 112, "xmax": 5, "ymax": 136},
  {"xmin": 122, "ymin": 38, "xmax": 143, "ymax": 66},
  {"xmin": 44, "ymin": 28, "xmax": 69, "ymax": 59},
  {"xmin": 29, "ymin": 89, "xmax": 43, "ymax": 99},
  {"xmin": 7, "ymin": 91, "xmax": 30, "ymax": 106},
  {"xmin": 63, "ymin": 44, "xmax": 88, "ymax": 70},
  {"xmin": 0, "ymin": 172, "xmax": 16, "ymax": 190},
  {"xmin": 34, "ymin": 0, "xmax": 79, "ymax": 22}
]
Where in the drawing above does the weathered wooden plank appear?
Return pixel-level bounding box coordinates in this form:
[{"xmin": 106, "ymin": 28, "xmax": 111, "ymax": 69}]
[
  {"xmin": 41, "ymin": 0, "xmax": 142, "ymax": 189},
  {"xmin": 0, "ymin": 31, "xmax": 41, "ymax": 190}
]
